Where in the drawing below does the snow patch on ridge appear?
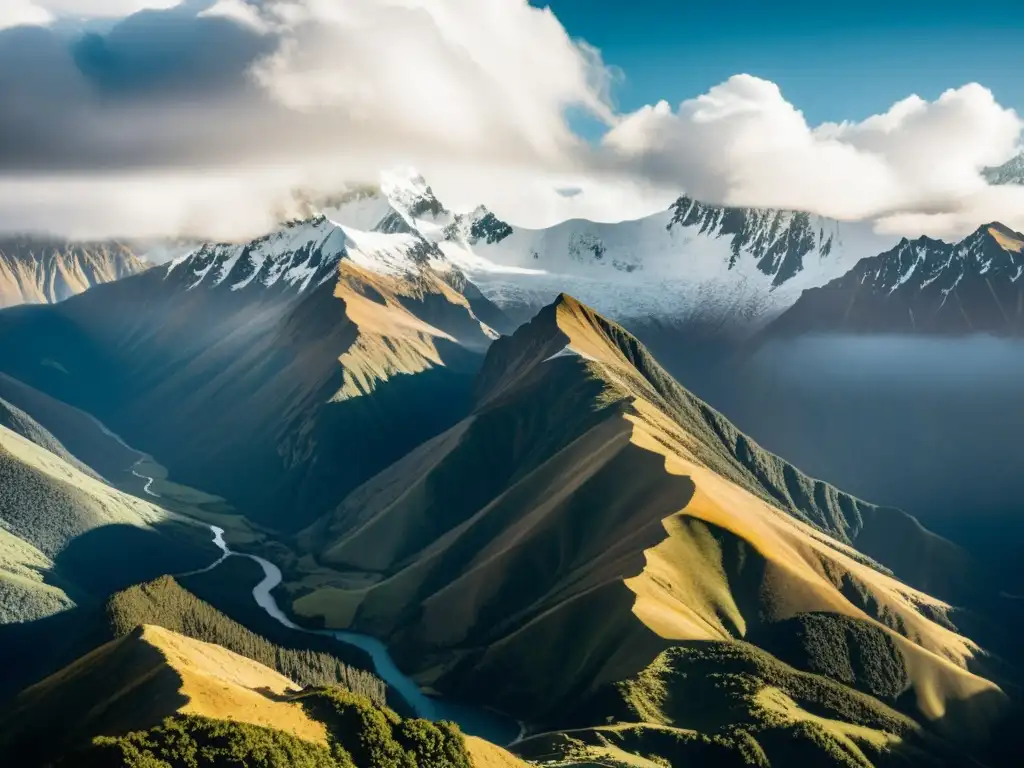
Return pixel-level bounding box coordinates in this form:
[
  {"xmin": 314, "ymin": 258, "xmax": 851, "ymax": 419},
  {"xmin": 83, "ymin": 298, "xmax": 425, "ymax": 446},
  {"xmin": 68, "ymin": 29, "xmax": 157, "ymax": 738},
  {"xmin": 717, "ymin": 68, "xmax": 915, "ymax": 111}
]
[{"xmin": 543, "ymin": 344, "xmax": 596, "ymax": 363}]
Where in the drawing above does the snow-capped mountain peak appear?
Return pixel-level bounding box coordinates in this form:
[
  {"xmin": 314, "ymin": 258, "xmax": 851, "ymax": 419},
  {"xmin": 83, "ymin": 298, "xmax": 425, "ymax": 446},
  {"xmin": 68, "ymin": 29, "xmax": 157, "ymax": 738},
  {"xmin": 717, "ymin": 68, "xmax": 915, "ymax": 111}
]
[
  {"xmin": 430, "ymin": 188, "xmax": 888, "ymax": 332},
  {"xmin": 164, "ymin": 166, "xmax": 897, "ymax": 337},
  {"xmin": 854, "ymin": 222, "xmax": 1023, "ymax": 296},
  {"xmin": 378, "ymin": 167, "xmax": 448, "ymax": 221},
  {"xmin": 766, "ymin": 221, "xmax": 1024, "ymax": 336},
  {"xmin": 666, "ymin": 196, "xmax": 842, "ymax": 287},
  {"xmin": 983, "ymin": 152, "xmax": 1024, "ymax": 186},
  {"xmin": 165, "ymin": 214, "xmax": 444, "ymax": 295}
]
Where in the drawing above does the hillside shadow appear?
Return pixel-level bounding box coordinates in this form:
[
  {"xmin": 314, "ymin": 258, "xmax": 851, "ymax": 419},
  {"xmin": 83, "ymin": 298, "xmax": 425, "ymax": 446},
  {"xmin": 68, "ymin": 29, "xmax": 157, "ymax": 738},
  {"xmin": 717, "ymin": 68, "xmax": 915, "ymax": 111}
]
[
  {"xmin": 52, "ymin": 521, "xmax": 217, "ymax": 597},
  {"xmin": 1, "ymin": 521, "xmax": 218, "ymax": 704},
  {"xmin": 932, "ymin": 688, "xmax": 1024, "ymax": 767},
  {"xmin": 0, "ymin": 627, "xmax": 188, "ymax": 766},
  {"xmin": 0, "ymin": 604, "xmax": 108, "ymax": 703},
  {"xmin": 253, "ymin": 685, "xmax": 292, "ymax": 703},
  {"xmin": 239, "ymin": 358, "xmax": 479, "ymax": 531}
]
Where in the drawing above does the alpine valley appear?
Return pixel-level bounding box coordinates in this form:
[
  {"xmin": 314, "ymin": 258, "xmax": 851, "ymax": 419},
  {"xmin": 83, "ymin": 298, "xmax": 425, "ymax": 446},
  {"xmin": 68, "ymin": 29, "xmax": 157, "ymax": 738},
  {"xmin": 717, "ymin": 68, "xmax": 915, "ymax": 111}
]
[{"xmin": 0, "ymin": 169, "xmax": 1022, "ymax": 768}]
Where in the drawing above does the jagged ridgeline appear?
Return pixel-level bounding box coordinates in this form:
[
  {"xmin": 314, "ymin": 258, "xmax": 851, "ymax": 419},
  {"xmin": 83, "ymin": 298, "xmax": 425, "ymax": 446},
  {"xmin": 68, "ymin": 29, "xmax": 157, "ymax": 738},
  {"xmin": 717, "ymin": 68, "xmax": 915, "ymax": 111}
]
[{"xmin": 106, "ymin": 575, "xmax": 386, "ymax": 703}]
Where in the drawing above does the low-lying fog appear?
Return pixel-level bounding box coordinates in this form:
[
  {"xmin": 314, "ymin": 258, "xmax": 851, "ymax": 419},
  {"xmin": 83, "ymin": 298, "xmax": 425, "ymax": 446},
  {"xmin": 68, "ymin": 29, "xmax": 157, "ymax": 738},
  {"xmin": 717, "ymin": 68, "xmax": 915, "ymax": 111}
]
[{"xmin": 702, "ymin": 335, "xmax": 1024, "ymax": 584}]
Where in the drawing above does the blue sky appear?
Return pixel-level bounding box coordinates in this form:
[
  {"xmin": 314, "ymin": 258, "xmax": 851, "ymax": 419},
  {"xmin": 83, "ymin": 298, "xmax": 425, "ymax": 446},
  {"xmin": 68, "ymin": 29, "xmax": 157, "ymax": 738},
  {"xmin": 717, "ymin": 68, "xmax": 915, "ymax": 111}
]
[{"xmin": 535, "ymin": 0, "xmax": 1024, "ymax": 127}]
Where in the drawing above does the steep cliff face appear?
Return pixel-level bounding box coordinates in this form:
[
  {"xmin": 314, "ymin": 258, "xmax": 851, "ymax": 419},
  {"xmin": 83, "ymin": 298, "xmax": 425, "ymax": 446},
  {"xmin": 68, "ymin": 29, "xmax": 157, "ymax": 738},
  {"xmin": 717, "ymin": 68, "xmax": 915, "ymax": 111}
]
[{"xmin": 0, "ymin": 238, "xmax": 145, "ymax": 308}]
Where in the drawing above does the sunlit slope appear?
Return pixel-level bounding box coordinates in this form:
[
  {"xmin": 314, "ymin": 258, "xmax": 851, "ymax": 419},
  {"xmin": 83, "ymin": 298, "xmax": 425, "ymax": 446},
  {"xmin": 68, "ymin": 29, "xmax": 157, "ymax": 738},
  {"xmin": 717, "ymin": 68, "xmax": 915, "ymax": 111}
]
[
  {"xmin": 298, "ymin": 295, "xmax": 1003, "ymax": 740},
  {"xmin": 0, "ymin": 396, "xmax": 101, "ymax": 480},
  {"xmin": 513, "ymin": 639, "xmax": 970, "ymax": 768},
  {"xmin": 0, "ymin": 624, "xmax": 329, "ymax": 764},
  {"xmin": 1, "ymin": 621, "xmax": 521, "ymax": 768},
  {"xmin": 0, "ymin": 399, "xmax": 92, "ymax": 620}
]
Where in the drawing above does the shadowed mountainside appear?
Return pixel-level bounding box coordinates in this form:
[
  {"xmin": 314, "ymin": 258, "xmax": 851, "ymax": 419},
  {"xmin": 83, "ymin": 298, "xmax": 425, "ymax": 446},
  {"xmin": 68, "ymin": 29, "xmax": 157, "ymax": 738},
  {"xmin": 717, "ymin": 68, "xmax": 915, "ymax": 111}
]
[
  {"xmin": 0, "ymin": 222, "xmax": 513, "ymax": 529},
  {"xmin": 763, "ymin": 223, "xmax": 1024, "ymax": 338}
]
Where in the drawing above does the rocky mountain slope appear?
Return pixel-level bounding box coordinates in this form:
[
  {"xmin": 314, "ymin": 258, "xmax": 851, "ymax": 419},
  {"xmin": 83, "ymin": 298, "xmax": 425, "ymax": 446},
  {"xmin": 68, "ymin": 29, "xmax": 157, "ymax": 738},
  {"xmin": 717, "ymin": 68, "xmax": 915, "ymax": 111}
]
[
  {"xmin": 765, "ymin": 222, "xmax": 1024, "ymax": 336},
  {"xmin": 0, "ymin": 209, "xmax": 513, "ymax": 529},
  {"xmin": 0, "ymin": 238, "xmax": 145, "ymax": 308},
  {"xmin": 437, "ymin": 197, "xmax": 886, "ymax": 333},
  {"xmin": 291, "ymin": 295, "xmax": 1013, "ymax": 765}
]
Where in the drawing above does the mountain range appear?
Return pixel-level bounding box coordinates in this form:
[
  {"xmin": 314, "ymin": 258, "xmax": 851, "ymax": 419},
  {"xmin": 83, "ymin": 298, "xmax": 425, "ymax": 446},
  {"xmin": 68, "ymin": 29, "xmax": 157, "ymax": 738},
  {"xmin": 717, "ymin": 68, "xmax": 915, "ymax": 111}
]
[
  {"xmin": 0, "ymin": 238, "xmax": 146, "ymax": 308},
  {"xmin": 0, "ymin": 172, "xmax": 1021, "ymax": 767},
  {"xmin": 766, "ymin": 222, "xmax": 1024, "ymax": 337}
]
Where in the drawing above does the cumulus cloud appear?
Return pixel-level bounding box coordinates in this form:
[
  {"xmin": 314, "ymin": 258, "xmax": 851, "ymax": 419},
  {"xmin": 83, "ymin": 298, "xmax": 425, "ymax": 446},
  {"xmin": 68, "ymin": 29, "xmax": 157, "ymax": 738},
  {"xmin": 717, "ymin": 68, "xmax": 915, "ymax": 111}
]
[
  {"xmin": 603, "ymin": 75, "xmax": 1024, "ymax": 235},
  {"xmin": 0, "ymin": 1, "xmax": 1023, "ymax": 241},
  {"xmin": 0, "ymin": 1, "xmax": 54, "ymax": 29}
]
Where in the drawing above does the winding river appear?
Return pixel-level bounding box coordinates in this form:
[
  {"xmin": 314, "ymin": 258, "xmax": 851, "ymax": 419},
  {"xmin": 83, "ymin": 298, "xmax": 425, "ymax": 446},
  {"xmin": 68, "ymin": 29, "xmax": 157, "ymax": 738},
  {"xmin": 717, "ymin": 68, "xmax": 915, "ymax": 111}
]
[
  {"xmin": 200, "ymin": 526, "xmax": 522, "ymax": 746},
  {"xmin": 79, "ymin": 410, "xmax": 520, "ymax": 743}
]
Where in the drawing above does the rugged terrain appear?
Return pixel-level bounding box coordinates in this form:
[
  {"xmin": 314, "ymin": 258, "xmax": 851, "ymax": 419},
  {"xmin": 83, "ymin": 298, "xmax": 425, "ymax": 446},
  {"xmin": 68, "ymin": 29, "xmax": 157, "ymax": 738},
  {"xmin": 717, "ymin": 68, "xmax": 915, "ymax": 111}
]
[
  {"xmin": 0, "ymin": 410, "xmax": 210, "ymax": 626},
  {"xmin": 0, "ymin": 175, "xmax": 1021, "ymax": 766},
  {"xmin": 309, "ymin": 169, "xmax": 892, "ymax": 344},
  {"xmin": 0, "ymin": 622, "xmax": 505, "ymax": 768}
]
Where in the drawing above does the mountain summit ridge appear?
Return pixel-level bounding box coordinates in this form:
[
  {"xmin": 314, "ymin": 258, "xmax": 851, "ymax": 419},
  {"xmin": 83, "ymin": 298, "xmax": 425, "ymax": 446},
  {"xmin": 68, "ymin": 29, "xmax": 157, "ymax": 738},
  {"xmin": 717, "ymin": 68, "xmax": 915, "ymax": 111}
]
[{"xmin": 766, "ymin": 220, "xmax": 1024, "ymax": 336}]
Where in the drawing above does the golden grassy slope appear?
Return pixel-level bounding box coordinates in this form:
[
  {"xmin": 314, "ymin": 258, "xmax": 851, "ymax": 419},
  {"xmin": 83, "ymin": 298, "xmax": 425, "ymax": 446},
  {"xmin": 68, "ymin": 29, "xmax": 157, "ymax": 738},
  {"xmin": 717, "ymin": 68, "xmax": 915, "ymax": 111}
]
[
  {"xmin": 465, "ymin": 735, "xmax": 534, "ymax": 768},
  {"xmin": 293, "ymin": 294, "xmax": 1005, "ymax": 743},
  {"xmin": 556, "ymin": 296, "xmax": 1004, "ymax": 736},
  {"xmin": 331, "ymin": 262, "xmax": 498, "ymax": 401},
  {"xmin": 0, "ymin": 623, "xmax": 327, "ymax": 763},
  {"xmin": 142, "ymin": 625, "xmax": 328, "ymax": 744}
]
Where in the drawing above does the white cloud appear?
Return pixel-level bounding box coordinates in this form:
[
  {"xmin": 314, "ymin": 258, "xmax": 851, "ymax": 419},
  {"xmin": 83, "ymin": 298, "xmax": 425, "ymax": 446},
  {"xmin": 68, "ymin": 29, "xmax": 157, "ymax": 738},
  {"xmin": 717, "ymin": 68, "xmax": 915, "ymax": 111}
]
[
  {"xmin": 0, "ymin": 1, "xmax": 54, "ymax": 30},
  {"xmin": 2, "ymin": 2, "xmax": 1024, "ymax": 242},
  {"xmin": 603, "ymin": 75, "xmax": 1024, "ymax": 236},
  {"xmin": 250, "ymin": 0, "xmax": 612, "ymax": 165},
  {"xmin": 0, "ymin": 0, "xmax": 179, "ymax": 28},
  {"xmin": 198, "ymin": 0, "xmax": 269, "ymax": 32},
  {"xmin": 0, "ymin": 0, "xmax": 622, "ymax": 237}
]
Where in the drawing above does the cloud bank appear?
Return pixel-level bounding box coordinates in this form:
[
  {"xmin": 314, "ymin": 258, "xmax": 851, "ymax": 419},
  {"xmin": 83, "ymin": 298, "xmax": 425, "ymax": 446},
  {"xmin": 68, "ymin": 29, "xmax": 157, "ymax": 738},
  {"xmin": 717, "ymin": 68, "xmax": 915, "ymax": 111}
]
[
  {"xmin": 604, "ymin": 75, "xmax": 1024, "ymax": 237},
  {"xmin": 0, "ymin": 0, "xmax": 1022, "ymax": 241}
]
